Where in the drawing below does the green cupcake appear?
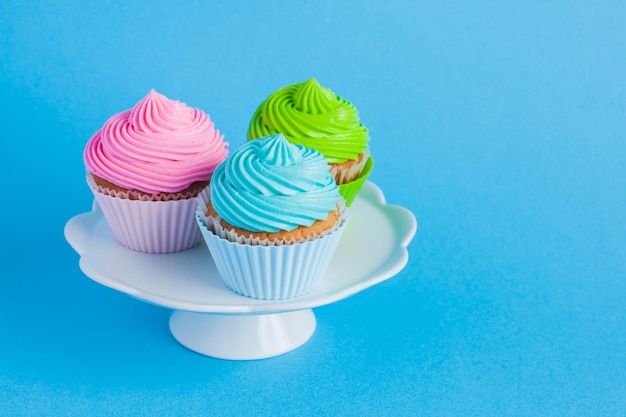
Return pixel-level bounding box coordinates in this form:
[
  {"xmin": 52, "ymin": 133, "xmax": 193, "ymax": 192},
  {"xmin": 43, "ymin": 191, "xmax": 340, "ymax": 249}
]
[{"xmin": 247, "ymin": 78, "xmax": 373, "ymax": 206}]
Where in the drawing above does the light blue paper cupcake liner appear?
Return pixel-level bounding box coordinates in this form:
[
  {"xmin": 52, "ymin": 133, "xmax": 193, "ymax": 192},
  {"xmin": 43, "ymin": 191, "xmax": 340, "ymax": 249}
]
[{"xmin": 195, "ymin": 189, "xmax": 349, "ymax": 300}]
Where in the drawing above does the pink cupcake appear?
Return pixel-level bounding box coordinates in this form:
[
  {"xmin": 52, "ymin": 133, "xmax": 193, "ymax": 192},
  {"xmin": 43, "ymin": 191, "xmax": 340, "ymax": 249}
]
[{"xmin": 84, "ymin": 89, "xmax": 228, "ymax": 253}]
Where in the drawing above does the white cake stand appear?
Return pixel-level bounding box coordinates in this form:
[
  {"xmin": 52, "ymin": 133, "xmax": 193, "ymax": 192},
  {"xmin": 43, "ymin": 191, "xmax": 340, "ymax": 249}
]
[{"xmin": 64, "ymin": 182, "xmax": 417, "ymax": 360}]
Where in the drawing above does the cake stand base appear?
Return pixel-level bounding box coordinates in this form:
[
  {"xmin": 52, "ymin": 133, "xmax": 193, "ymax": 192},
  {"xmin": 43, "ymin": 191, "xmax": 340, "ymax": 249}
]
[{"xmin": 169, "ymin": 309, "xmax": 316, "ymax": 360}]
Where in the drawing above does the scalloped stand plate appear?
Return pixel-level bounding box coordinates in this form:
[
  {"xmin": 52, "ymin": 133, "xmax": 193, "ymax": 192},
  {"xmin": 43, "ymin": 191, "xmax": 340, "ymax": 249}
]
[{"xmin": 64, "ymin": 182, "xmax": 417, "ymax": 360}]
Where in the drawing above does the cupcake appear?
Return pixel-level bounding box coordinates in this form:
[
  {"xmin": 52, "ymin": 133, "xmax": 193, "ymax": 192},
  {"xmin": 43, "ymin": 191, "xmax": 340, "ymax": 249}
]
[
  {"xmin": 84, "ymin": 89, "xmax": 228, "ymax": 253},
  {"xmin": 247, "ymin": 78, "xmax": 373, "ymax": 206},
  {"xmin": 196, "ymin": 133, "xmax": 349, "ymax": 300}
]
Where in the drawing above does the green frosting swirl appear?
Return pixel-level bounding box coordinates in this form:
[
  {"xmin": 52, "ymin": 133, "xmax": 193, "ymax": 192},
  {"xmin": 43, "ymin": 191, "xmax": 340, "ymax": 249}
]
[{"xmin": 247, "ymin": 78, "xmax": 369, "ymax": 164}]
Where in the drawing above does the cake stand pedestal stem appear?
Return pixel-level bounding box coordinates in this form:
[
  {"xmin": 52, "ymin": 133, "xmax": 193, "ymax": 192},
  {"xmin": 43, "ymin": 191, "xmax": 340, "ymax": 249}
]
[{"xmin": 169, "ymin": 309, "xmax": 316, "ymax": 360}]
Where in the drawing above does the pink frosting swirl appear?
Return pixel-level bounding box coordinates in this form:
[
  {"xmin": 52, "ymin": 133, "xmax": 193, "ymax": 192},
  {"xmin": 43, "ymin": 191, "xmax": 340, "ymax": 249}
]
[{"xmin": 84, "ymin": 89, "xmax": 228, "ymax": 194}]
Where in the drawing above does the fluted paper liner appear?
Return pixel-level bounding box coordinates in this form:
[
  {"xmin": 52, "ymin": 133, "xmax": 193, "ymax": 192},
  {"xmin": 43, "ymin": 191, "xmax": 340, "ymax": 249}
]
[
  {"xmin": 195, "ymin": 188, "xmax": 349, "ymax": 300},
  {"xmin": 330, "ymin": 149, "xmax": 371, "ymax": 185},
  {"xmin": 87, "ymin": 174, "xmax": 202, "ymax": 253},
  {"xmin": 338, "ymin": 155, "xmax": 374, "ymax": 207}
]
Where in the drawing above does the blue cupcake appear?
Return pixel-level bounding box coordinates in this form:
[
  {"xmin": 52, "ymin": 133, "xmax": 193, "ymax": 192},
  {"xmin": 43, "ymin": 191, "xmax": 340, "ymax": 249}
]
[{"xmin": 196, "ymin": 133, "xmax": 349, "ymax": 300}]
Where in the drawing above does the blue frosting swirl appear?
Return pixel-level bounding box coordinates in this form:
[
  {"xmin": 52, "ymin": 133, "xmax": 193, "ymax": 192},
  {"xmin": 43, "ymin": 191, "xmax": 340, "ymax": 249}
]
[{"xmin": 210, "ymin": 134, "xmax": 341, "ymax": 232}]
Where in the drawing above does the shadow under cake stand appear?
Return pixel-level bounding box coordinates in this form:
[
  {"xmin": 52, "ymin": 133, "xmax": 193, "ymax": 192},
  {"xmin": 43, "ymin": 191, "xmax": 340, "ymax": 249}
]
[{"xmin": 64, "ymin": 182, "xmax": 417, "ymax": 360}]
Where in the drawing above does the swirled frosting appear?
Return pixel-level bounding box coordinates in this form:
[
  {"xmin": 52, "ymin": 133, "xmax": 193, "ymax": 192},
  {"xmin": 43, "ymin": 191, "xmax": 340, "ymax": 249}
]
[
  {"xmin": 84, "ymin": 89, "xmax": 228, "ymax": 194},
  {"xmin": 210, "ymin": 134, "xmax": 341, "ymax": 232},
  {"xmin": 247, "ymin": 78, "xmax": 369, "ymax": 164}
]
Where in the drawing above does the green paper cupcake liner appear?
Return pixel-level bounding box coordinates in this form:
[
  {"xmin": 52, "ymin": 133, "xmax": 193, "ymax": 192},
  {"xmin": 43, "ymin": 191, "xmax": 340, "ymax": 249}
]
[{"xmin": 338, "ymin": 156, "xmax": 374, "ymax": 207}]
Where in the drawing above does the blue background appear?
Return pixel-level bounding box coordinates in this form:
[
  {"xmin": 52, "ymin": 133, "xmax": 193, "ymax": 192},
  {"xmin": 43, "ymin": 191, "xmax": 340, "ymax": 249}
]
[{"xmin": 2, "ymin": 1, "xmax": 625, "ymax": 415}]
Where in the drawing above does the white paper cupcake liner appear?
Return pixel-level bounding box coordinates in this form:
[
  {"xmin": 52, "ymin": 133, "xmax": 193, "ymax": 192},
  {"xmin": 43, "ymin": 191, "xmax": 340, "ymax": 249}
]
[
  {"xmin": 87, "ymin": 175, "xmax": 202, "ymax": 253},
  {"xmin": 90, "ymin": 175, "xmax": 209, "ymax": 201},
  {"xmin": 338, "ymin": 155, "xmax": 374, "ymax": 207},
  {"xmin": 330, "ymin": 148, "xmax": 371, "ymax": 185},
  {"xmin": 195, "ymin": 188, "xmax": 349, "ymax": 300},
  {"xmin": 204, "ymin": 211, "xmax": 341, "ymax": 246}
]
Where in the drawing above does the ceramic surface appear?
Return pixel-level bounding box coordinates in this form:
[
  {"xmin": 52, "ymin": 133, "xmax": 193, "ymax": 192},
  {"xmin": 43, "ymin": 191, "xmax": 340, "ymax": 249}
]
[{"xmin": 64, "ymin": 181, "xmax": 417, "ymax": 315}]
